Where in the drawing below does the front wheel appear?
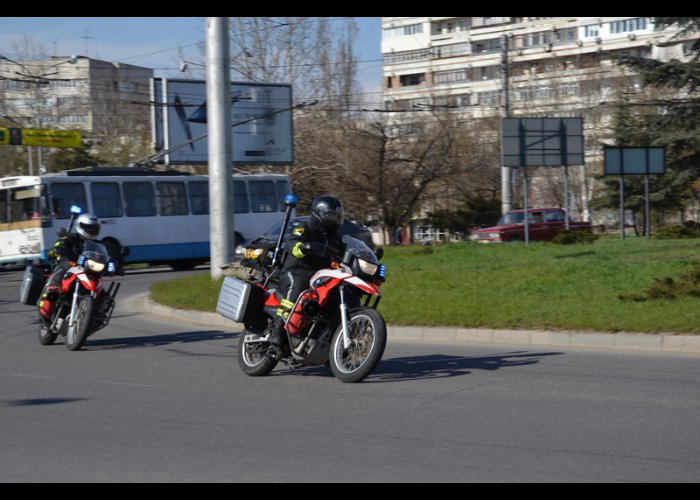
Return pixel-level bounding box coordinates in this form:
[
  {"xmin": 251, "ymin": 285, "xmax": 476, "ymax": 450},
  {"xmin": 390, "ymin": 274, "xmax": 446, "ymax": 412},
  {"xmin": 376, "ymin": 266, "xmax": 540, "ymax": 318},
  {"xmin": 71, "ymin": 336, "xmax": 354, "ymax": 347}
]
[
  {"xmin": 329, "ymin": 308, "xmax": 387, "ymax": 383},
  {"xmin": 38, "ymin": 321, "xmax": 58, "ymax": 345},
  {"xmin": 237, "ymin": 330, "xmax": 278, "ymax": 376},
  {"xmin": 65, "ymin": 296, "xmax": 94, "ymax": 351}
]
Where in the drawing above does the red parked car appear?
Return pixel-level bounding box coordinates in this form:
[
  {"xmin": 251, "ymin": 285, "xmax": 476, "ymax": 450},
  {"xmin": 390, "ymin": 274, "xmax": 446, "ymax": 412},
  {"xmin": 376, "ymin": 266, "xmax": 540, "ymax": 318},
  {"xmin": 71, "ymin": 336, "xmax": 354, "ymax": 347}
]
[{"xmin": 469, "ymin": 207, "xmax": 591, "ymax": 243}]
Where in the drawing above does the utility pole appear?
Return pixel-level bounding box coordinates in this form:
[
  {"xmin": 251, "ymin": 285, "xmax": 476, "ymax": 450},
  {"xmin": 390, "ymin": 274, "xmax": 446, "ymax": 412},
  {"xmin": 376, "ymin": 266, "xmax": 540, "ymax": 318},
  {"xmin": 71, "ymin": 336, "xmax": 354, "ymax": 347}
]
[
  {"xmin": 501, "ymin": 33, "xmax": 512, "ymax": 214},
  {"xmin": 206, "ymin": 17, "xmax": 234, "ymax": 280}
]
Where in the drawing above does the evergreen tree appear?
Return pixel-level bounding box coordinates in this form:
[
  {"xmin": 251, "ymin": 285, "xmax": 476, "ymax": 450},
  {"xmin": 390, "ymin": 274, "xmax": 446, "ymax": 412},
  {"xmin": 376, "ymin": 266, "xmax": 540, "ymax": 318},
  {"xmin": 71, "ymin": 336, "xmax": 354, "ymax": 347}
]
[{"xmin": 605, "ymin": 17, "xmax": 700, "ymax": 223}]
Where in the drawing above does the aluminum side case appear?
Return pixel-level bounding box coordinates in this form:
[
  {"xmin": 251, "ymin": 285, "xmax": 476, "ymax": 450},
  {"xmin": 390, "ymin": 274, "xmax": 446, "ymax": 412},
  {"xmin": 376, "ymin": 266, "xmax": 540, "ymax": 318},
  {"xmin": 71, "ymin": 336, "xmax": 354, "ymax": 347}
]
[{"xmin": 216, "ymin": 277, "xmax": 266, "ymax": 324}]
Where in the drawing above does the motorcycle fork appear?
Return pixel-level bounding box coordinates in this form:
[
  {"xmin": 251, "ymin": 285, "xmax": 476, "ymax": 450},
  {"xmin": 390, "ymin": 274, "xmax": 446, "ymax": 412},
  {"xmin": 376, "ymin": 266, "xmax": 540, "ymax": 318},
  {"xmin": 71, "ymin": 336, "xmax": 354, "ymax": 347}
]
[
  {"xmin": 66, "ymin": 284, "xmax": 82, "ymax": 340},
  {"xmin": 339, "ymin": 284, "xmax": 351, "ymax": 349}
]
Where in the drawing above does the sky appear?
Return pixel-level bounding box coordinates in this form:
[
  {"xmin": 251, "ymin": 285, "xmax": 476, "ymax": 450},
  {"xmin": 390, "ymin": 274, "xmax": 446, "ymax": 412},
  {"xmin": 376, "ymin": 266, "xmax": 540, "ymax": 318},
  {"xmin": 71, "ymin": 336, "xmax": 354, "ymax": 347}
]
[{"xmin": 0, "ymin": 17, "xmax": 383, "ymax": 98}]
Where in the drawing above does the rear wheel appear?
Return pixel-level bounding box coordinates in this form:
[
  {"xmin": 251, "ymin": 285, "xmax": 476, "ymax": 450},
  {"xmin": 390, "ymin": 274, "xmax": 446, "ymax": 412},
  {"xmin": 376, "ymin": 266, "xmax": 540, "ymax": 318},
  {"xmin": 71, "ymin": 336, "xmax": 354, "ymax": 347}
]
[
  {"xmin": 237, "ymin": 329, "xmax": 278, "ymax": 376},
  {"xmin": 66, "ymin": 296, "xmax": 94, "ymax": 351},
  {"xmin": 329, "ymin": 308, "xmax": 386, "ymax": 383}
]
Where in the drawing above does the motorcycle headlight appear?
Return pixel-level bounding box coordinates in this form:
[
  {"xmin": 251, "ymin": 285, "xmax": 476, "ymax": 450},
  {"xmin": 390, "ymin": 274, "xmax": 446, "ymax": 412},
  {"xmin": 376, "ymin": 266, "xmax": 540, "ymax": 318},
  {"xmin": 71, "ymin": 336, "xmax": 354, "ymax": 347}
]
[
  {"xmin": 86, "ymin": 259, "xmax": 105, "ymax": 273},
  {"xmin": 358, "ymin": 258, "xmax": 378, "ymax": 276},
  {"xmin": 244, "ymin": 247, "xmax": 264, "ymax": 259}
]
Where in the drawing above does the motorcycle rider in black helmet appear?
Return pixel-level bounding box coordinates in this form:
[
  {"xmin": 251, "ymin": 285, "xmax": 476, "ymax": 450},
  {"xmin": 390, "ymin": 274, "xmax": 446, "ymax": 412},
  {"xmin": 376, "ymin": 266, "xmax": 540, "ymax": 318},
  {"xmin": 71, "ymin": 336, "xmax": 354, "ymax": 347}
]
[
  {"xmin": 266, "ymin": 195, "xmax": 345, "ymax": 348},
  {"xmin": 38, "ymin": 213, "xmax": 102, "ymax": 321}
]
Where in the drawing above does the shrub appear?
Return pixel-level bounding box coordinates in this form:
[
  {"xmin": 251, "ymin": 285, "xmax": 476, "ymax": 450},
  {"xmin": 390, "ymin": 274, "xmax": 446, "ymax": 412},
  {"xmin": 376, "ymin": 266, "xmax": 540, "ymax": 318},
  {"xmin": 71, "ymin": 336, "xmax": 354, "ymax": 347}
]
[
  {"xmin": 618, "ymin": 264, "xmax": 700, "ymax": 301},
  {"xmin": 551, "ymin": 229, "xmax": 599, "ymax": 245},
  {"xmin": 655, "ymin": 220, "xmax": 700, "ymax": 239}
]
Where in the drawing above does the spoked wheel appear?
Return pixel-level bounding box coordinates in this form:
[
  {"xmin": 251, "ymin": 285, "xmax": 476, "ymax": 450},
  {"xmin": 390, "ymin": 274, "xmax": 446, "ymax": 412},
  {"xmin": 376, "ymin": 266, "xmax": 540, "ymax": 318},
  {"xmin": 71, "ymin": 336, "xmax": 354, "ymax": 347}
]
[
  {"xmin": 237, "ymin": 330, "xmax": 278, "ymax": 376},
  {"xmin": 329, "ymin": 308, "xmax": 387, "ymax": 383},
  {"xmin": 65, "ymin": 296, "xmax": 94, "ymax": 351}
]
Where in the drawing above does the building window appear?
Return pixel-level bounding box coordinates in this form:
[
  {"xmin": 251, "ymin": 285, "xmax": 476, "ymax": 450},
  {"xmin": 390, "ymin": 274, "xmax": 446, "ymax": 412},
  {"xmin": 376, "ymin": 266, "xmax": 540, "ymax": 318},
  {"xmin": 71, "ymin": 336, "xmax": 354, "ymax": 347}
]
[
  {"xmin": 473, "ymin": 17, "xmax": 511, "ymax": 28},
  {"xmin": 436, "ymin": 18, "xmax": 469, "ymax": 34},
  {"xmin": 555, "ymin": 28, "xmax": 577, "ymax": 45},
  {"xmin": 433, "ymin": 42, "xmax": 471, "ymax": 58},
  {"xmin": 383, "ymin": 23, "xmax": 423, "ymax": 40},
  {"xmin": 434, "ymin": 68, "xmax": 469, "ymax": 85},
  {"xmin": 559, "ymin": 82, "xmax": 580, "ymax": 97},
  {"xmin": 384, "ymin": 48, "xmax": 431, "ymax": 65},
  {"xmin": 584, "ymin": 24, "xmax": 600, "ymax": 37},
  {"xmin": 58, "ymin": 114, "xmax": 87, "ymax": 124},
  {"xmin": 477, "ymin": 90, "xmax": 502, "ymax": 106},
  {"xmin": 48, "ymin": 79, "xmax": 87, "ymax": 89},
  {"xmin": 610, "ymin": 18, "xmax": 648, "ymax": 34},
  {"xmin": 523, "ymin": 31, "xmax": 552, "ymax": 48},
  {"xmin": 473, "ymin": 65, "xmax": 501, "ymax": 81},
  {"xmin": 473, "ymin": 38, "xmax": 502, "ymax": 54},
  {"xmin": 399, "ymin": 73, "xmax": 425, "ymax": 87}
]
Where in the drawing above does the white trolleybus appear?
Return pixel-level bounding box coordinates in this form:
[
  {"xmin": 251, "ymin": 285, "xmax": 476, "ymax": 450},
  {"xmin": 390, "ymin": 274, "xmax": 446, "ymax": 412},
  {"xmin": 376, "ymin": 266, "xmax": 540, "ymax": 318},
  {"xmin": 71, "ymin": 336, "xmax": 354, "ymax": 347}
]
[{"xmin": 0, "ymin": 168, "xmax": 293, "ymax": 270}]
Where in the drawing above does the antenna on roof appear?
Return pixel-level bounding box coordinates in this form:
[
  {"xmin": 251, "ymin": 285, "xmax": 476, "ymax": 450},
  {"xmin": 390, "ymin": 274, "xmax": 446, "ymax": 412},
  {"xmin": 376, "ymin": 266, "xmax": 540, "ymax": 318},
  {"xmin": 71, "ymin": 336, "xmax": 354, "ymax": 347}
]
[{"xmin": 81, "ymin": 29, "xmax": 94, "ymax": 57}]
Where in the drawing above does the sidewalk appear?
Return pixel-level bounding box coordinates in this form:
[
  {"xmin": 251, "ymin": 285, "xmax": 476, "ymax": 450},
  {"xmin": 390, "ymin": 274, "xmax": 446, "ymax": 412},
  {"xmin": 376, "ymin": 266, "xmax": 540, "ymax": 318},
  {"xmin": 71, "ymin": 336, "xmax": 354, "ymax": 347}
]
[{"xmin": 130, "ymin": 293, "xmax": 700, "ymax": 355}]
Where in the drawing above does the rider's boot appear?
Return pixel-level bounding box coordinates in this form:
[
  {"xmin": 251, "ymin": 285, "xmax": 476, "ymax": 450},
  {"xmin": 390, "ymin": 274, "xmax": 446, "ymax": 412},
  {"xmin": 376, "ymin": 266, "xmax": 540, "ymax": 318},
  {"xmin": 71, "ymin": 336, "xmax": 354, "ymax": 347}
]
[{"xmin": 266, "ymin": 315, "xmax": 286, "ymax": 347}]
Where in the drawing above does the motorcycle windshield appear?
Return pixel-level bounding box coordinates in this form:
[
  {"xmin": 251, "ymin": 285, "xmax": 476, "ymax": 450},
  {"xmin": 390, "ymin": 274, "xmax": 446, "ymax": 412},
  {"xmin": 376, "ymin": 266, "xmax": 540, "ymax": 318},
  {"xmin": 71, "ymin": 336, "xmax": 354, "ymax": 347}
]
[
  {"xmin": 82, "ymin": 240, "xmax": 109, "ymax": 264},
  {"xmin": 341, "ymin": 234, "xmax": 378, "ymax": 265}
]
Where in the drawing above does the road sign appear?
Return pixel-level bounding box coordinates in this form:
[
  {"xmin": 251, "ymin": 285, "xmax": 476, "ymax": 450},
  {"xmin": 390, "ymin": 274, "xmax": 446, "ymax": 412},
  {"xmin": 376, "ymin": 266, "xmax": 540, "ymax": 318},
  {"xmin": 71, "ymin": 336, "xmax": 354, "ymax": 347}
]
[{"xmin": 603, "ymin": 147, "xmax": 665, "ymax": 175}]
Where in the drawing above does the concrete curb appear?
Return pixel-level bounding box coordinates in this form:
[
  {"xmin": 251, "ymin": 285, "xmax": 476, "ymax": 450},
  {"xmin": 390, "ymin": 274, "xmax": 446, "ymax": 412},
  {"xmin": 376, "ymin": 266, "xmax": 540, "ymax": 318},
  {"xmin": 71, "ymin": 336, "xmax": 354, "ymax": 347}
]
[{"xmin": 131, "ymin": 293, "xmax": 700, "ymax": 355}]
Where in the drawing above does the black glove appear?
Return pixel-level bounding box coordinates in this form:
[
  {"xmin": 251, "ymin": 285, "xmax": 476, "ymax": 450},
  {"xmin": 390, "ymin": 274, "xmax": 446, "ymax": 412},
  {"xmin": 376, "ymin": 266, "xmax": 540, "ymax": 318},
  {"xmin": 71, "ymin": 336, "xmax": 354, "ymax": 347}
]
[{"xmin": 300, "ymin": 241, "xmax": 328, "ymax": 257}]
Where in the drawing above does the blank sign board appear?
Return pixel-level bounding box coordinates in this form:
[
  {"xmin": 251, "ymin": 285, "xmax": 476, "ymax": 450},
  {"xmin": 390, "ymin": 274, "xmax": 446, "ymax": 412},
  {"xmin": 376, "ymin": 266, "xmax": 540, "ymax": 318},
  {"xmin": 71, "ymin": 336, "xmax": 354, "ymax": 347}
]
[
  {"xmin": 502, "ymin": 117, "xmax": 584, "ymax": 167},
  {"xmin": 604, "ymin": 147, "xmax": 665, "ymax": 175}
]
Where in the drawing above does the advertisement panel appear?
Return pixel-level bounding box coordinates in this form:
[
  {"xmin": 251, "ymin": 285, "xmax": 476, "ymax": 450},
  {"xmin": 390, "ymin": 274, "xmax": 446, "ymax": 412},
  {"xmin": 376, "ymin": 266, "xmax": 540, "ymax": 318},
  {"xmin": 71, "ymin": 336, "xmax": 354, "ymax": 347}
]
[{"xmin": 152, "ymin": 78, "xmax": 293, "ymax": 165}]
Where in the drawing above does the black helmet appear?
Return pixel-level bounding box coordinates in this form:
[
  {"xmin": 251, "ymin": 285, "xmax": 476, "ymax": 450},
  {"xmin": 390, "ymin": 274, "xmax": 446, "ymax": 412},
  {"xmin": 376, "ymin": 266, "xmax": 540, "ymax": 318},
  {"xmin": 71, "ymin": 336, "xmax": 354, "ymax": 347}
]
[
  {"xmin": 310, "ymin": 195, "xmax": 344, "ymax": 233},
  {"xmin": 75, "ymin": 213, "xmax": 100, "ymax": 240}
]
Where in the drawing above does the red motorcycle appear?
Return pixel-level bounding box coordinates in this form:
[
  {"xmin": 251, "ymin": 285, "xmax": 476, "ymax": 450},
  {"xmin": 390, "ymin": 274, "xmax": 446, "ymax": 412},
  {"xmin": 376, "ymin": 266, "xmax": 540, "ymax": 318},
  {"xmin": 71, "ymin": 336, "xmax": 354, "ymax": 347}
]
[
  {"xmin": 35, "ymin": 239, "xmax": 122, "ymax": 351},
  {"xmin": 217, "ymin": 195, "xmax": 387, "ymax": 383}
]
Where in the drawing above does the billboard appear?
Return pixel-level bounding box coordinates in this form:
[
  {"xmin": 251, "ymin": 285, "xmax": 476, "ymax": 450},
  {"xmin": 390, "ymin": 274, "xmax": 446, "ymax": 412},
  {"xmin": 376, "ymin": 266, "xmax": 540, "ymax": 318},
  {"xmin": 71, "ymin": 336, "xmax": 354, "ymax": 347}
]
[
  {"xmin": 502, "ymin": 117, "xmax": 584, "ymax": 168},
  {"xmin": 151, "ymin": 78, "xmax": 293, "ymax": 165},
  {"xmin": 0, "ymin": 127, "xmax": 82, "ymax": 148}
]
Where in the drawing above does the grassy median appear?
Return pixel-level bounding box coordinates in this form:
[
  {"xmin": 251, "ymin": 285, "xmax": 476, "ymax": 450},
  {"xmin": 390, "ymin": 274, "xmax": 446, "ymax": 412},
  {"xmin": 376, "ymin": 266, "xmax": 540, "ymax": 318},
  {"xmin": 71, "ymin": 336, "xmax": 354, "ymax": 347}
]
[{"xmin": 149, "ymin": 235, "xmax": 700, "ymax": 334}]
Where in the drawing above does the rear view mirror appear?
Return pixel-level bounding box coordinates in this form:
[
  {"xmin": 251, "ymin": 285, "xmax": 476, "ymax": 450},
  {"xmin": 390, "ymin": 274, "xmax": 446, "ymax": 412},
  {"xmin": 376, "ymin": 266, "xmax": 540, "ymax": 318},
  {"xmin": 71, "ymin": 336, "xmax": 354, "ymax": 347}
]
[{"xmin": 56, "ymin": 228, "xmax": 67, "ymax": 238}]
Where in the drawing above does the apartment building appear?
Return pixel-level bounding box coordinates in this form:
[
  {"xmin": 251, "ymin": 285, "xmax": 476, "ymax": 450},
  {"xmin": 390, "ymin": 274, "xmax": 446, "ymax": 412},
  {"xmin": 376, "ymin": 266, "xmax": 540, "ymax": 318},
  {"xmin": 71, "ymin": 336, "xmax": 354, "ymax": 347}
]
[
  {"xmin": 0, "ymin": 55, "xmax": 153, "ymax": 144},
  {"xmin": 381, "ymin": 17, "xmax": 698, "ymax": 228}
]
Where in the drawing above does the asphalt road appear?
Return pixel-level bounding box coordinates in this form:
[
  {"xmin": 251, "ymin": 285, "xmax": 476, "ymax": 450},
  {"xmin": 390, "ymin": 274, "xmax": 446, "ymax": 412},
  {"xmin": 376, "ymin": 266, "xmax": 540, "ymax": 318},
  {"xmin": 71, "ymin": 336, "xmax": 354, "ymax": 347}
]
[{"xmin": 1, "ymin": 267, "xmax": 700, "ymax": 483}]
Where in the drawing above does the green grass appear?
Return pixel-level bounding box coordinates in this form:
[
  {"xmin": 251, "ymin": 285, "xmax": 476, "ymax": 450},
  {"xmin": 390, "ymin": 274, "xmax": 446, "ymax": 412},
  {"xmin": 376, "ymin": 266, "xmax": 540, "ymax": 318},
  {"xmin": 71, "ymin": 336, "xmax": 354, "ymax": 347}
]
[{"xmin": 149, "ymin": 235, "xmax": 700, "ymax": 334}]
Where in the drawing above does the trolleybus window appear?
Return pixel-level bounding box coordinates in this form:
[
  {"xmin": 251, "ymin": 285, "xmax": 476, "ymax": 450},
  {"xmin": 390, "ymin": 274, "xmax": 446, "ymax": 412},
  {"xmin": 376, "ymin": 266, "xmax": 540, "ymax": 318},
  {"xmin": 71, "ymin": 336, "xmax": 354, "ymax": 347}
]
[
  {"xmin": 275, "ymin": 180, "xmax": 289, "ymax": 211},
  {"xmin": 157, "ymin": 181, "xmax": 188, "ymax": 216},
  {"xmin": 249, "ymin": 180, "xmax": 277, "ymax": 213},
  {"xmin": 91, "ymin": 182, "xmax": 123, "ymax": 218},
  {"xmin": 234, "ymin": 180, "xmax": 249, "ymax": 214},
  {"xmin": 123, "ymin": 181, "xmax": 156, "ymax": 217},
  {"xmin": 188, "ymin": 181, "xmax": 208, "ymax": 215},
  {"xmin": 50, "ymin": 183, "xmax": 87, "ymax": 219}
]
